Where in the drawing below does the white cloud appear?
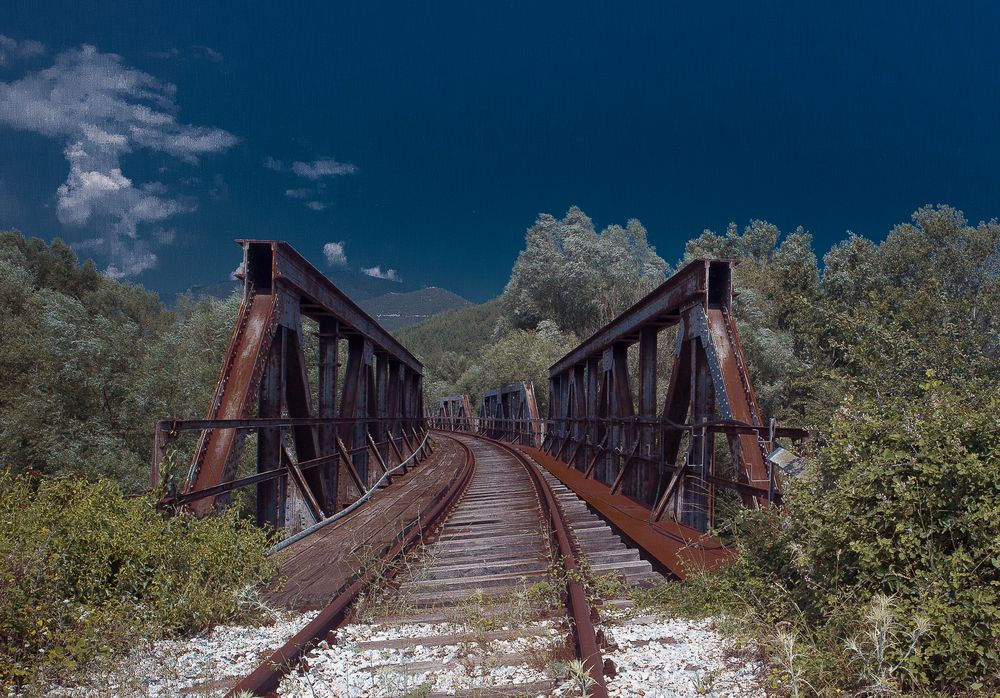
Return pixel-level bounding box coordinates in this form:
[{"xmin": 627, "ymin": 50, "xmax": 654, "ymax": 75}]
[
  {"xmin": 0, "ymin": 44, "xmax": 236, "ymax": 277},
  {"xmin": 285, "ymin": 188, "xmax": 310, "ymax": 199},
  {"xmin": 362, "ymin": 265, "xmax": 400, "ymax": 282},
  {"xmin": 323, "ymin": 241, "xmax": 347, "ymax": 267},
  {"xmin": 291, "ymin": 157, "xmax": 357, "ymax": 180},
  {"xmin": 230, "ymin": 260, "xmax": 245, "ymax": 280},
  {"xmin": 196, "ymin": 46, "xmax": 223, "ymax": 63},
  {"xmin": 149, "ymin": 45, "xmax": 223, "ymax": 63},
  {"xmin": 0, "ymin": 35, "xmax": 45, "ymax": 66},
  {"xmin": 263, "ymin": 156, "xmax": 284, "ymax": 171},
  {"xmin": 306, "ymin": 201, "xmax": 329, "ymax": 211}
]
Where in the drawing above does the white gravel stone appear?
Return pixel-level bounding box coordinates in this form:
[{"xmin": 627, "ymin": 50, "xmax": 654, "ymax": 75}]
[
  {"xmin": 33, "ymin": 608, "xmax": 764, "ymax": 697},
  {"xmin": 599, "ymin": 611, "xmax": 765, "ymax": 697},
  {"xmin": 38, "ymin": 611, "xmax": 319, "ymax": 698},
  {"xmin": 278, "ymin": 619, "xmax": 572, "ymax": 697}
]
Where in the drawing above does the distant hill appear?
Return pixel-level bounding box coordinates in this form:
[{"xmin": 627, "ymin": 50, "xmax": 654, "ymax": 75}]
[
  {"xmin": 396, "ymin": 298, "xmax": 500, "ymax": 359},
  {"xmin": 166, "ymin": 276, "xmax": 470, "ymax": 333},
  {"xmin": 166, "ymin": 268, "xmax": 417, "ymax": 306},
  {"xmin": 360, "ymin": 287, "xmax": 471, "ymax": 331}
]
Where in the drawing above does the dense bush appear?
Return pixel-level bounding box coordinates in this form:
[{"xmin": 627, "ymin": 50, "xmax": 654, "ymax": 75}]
[
  {"xmin": 0, "ymin": 471, "xmax": 277, "ymax": 689},
  {"xmin": 687, "ymin": 383, "xmax": 1000, "ymax": 693}
]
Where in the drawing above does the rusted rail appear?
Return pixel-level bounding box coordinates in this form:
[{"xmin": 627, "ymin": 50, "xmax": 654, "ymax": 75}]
[
  {"xmin": 476, "ymin": 432, "xmax": 608, "ymax": 698},
  {"xmin": 227, "ymin": 435, "xmax": 476, "ymax": 697},
  {"xmin": 228, "ymin": 431, "xmax": 612, "ymax": 696}
]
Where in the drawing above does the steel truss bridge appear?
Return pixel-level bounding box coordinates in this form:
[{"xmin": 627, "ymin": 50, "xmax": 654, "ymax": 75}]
[{"xmin": 150, "ymin": 241, "xmax": 805, "ymax": 697}]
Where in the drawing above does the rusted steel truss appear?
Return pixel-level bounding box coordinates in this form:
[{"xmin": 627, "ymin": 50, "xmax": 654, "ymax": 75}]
[
  {"xmin": 435, "ymin": 394, "xmax": 475, "ymax": 432},
  {"xmin": 543, "ymin": 258, "xmax": 805, "ymax": 535},
  {"xmin": 478, "ymin": 381, "xmax": 542, "ymax": 447},
  {"xmin": 150, "ymin": 241, "xmax": 425, "ymax": 527}
]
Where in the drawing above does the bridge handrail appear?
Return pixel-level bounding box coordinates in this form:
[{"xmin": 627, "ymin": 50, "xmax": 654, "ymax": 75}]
[{"xmin": 267, "ymin": 429, "xmax": 432, "ymax": 555}]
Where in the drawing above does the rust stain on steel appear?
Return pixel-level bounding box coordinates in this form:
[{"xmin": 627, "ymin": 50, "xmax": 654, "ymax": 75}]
[
  {"xmin": 188, "ymin": 292, "xmax": 278, "ymax": 515},
  {"xmin": 517, "ymin": 444, "xmax": 734, "ymax": 579}
]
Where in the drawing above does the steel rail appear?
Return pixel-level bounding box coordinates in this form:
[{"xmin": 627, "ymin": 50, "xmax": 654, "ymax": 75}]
[
  {"xmin": 470, "ymin": 432, "xmax": 609, "ymax": 698},
  {"xmin": 226, "ymin": 434, "xmax": 476, "ymax": 698}
]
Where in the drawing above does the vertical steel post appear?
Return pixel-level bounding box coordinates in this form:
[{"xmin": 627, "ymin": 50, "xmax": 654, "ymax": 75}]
[
  {"xmin": 585, "ymin": 356, "xmax": 599, "ymax": 473},
  {"xmin": 636, "ymin": 327, "xmax": 658, "ymax": 502},
  {"xmin": 317, "ymin": 318, "xmax": 339, "ymax": 512},
  {"xmin": 257, "ymin": 327, "xmax": 285, "ymax": 527}
]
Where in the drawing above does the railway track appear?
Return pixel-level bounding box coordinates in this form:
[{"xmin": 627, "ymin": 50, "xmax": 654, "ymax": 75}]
[{"xmin": 231, "ymin": 432, "xmax": 661, "ymax": 697}]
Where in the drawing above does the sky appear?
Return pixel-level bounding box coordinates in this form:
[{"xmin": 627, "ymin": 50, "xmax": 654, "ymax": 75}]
[{"xmin": 1, "ymin": 2, "xmax": 999, "ymax": 302}]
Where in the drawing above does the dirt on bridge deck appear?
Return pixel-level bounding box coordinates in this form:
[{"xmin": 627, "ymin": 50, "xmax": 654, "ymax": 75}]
[{"xmin": 264, "ymin": 435, "xmax": 466, "ymax": 611}]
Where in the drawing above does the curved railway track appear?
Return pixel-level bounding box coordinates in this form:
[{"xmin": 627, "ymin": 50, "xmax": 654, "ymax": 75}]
[{"xmin": 228, "ymin": 431, "xmax": 632, "ymax": 697}]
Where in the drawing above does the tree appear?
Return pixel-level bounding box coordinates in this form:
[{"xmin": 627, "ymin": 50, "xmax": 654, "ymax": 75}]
[
  {"xmin": 456, "ymin": 321, "xmax": 578, "ymax": 414},
  {"xmin": 500, "ymin": 207, "xmax": 669, "ymax": 337}
]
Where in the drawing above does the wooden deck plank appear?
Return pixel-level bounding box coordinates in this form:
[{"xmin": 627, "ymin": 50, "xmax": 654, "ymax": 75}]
[{"xmin": 264, "ymin": 438, "xmax": 465, "ymax": 610}]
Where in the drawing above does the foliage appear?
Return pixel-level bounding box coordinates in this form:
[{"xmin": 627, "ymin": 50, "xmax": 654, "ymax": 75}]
[
  {"xmin": 0, "ymin": 231, "xmax": 237, "ymax": 491},
  {"xmin": 397, "ymin": 299, "xmax": 501, "ymax": 406},
  {"xmin": 406, "ymin": 206, "xmax": 668, "ymax": 408},
  {"xmin": 455, "ymin": 321, "xmax": 578, "ymax": 414},
  {"xmin": 684, "ymin": 206, "xmax": 1000, "ymax": 426},
  {"xmin": 500, "ymin": 206, "xmax": 669, "ymax": 337},
  {"xmin": 0, "ymin": 469, "xmax": 277, "ymax": 689},
  {"xmin": 669, "ymin": 384, "xmax": 1000, "ymax": 693}
]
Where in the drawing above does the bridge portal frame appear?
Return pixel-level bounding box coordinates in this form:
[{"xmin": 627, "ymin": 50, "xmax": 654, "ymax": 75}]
[
  {"xmin": 151, "ymin": 240, "xmax": 425, "ymax": 527},
  {"xmin": 544, "ymin": 258, "xmax": 806, "ymax": 533}
]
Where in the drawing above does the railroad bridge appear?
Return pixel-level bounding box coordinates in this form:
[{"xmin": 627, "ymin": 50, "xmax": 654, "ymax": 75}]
[{"xmin": 151, "ymin": 240, "xmax": 805, "ymax": 697}]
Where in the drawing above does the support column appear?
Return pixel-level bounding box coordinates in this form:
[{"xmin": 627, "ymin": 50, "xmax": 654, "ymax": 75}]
[
  {"xmin": 684, "ymin": 339, "xmax": 714, "ymax": 532},
  {"xmin": 339, "ymin": 335, "xmax": 372, "ymax": 500},
  {"xmin": 257, "ymin": 327, "xmax": 285, "ymax": 528},
  {"xmin": 571, "ymin": 364, "xmax": 586, "ymax": 468},
  {"xmin": 317, "ymin": 318, "xmax": 339, "ymax": 512},
  {"xmin": 375, "ymin": 352, "xmax": 389, "ymax": 454},
  {"xmin": 635, "ymin": 327, "xmax": 658, "ymax": 502},
  {"xmin": 585, "ymin": 356, "xmax": 599, "ymax": 472}
]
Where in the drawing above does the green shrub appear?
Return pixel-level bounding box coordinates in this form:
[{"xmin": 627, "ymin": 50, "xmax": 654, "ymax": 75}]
[
  {"xmin": 671, "ymin": 381, "xmax": 1000, "ymax": 694},
  {"xmin": 0, "ymin": 470, "xmax": 277, "ymax": 689}
]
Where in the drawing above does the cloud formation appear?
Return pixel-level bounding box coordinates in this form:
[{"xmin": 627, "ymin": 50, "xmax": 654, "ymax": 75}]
[
  {"xmin": 149, "ymin": 46, "xmax": 223, "ymax": 63},
  {"xmin": 291, "ymin": 157, "xmax": 357, "ymax": 180},
  {"xmin": 323, "ymin": 241, "xmax": 347, "ymax": 267},
  {"xmin": 265, "ymin": 155, "xmax": 355, "ymax": 209},
  {"xmin": 0, "ymin": 44, "xmax": 237, "ymax": 277},
  {"xmin": 362, "ymin": 265, "xmax": 400, "ymax": 282},
  {"xmin": 0, "ymin": 35, "xmax": 45, "ymax": 65}
]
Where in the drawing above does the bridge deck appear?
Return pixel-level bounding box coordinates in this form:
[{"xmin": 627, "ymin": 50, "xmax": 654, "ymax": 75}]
[{"xmin": 265, "ymin": 437, "xmax": 465, "ymax": 610}]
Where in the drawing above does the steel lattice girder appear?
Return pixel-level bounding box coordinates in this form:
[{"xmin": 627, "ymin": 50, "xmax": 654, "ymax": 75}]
[
  {"xmin": 170, "ymin": 240, "xmax": 423, "ymax": 522},
  {"xmin": 545, "ymin": 258, "xmax": 805, "ymax": 535},
  {"xmin": 436, "ymin": 395, "xmax": 474, "ymax": 431},
  {"xmin": 479, "ymin": 382, "xmax": 541, "ymax": 447}
]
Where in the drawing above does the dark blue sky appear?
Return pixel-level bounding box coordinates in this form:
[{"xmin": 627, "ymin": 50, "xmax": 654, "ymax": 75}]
[{"xmin": 1, "ymin": 2, "xmax": 999, "ymax": 301}]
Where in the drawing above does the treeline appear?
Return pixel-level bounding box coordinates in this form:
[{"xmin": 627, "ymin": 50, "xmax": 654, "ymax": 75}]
[
  {"xmin": 0, "ymin": 233, "xmax": 272, "ymax": 691},
  {"xmin": 400, "ymin": 207, "xmax": 670, "ymax": 411},
  {"xmin": 0, "ymin": 232, "xmax": 238, "ymax": 491},
  {"xmin": 405, "ymin": 204, "xmax": 998, "ymax": 432}
]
